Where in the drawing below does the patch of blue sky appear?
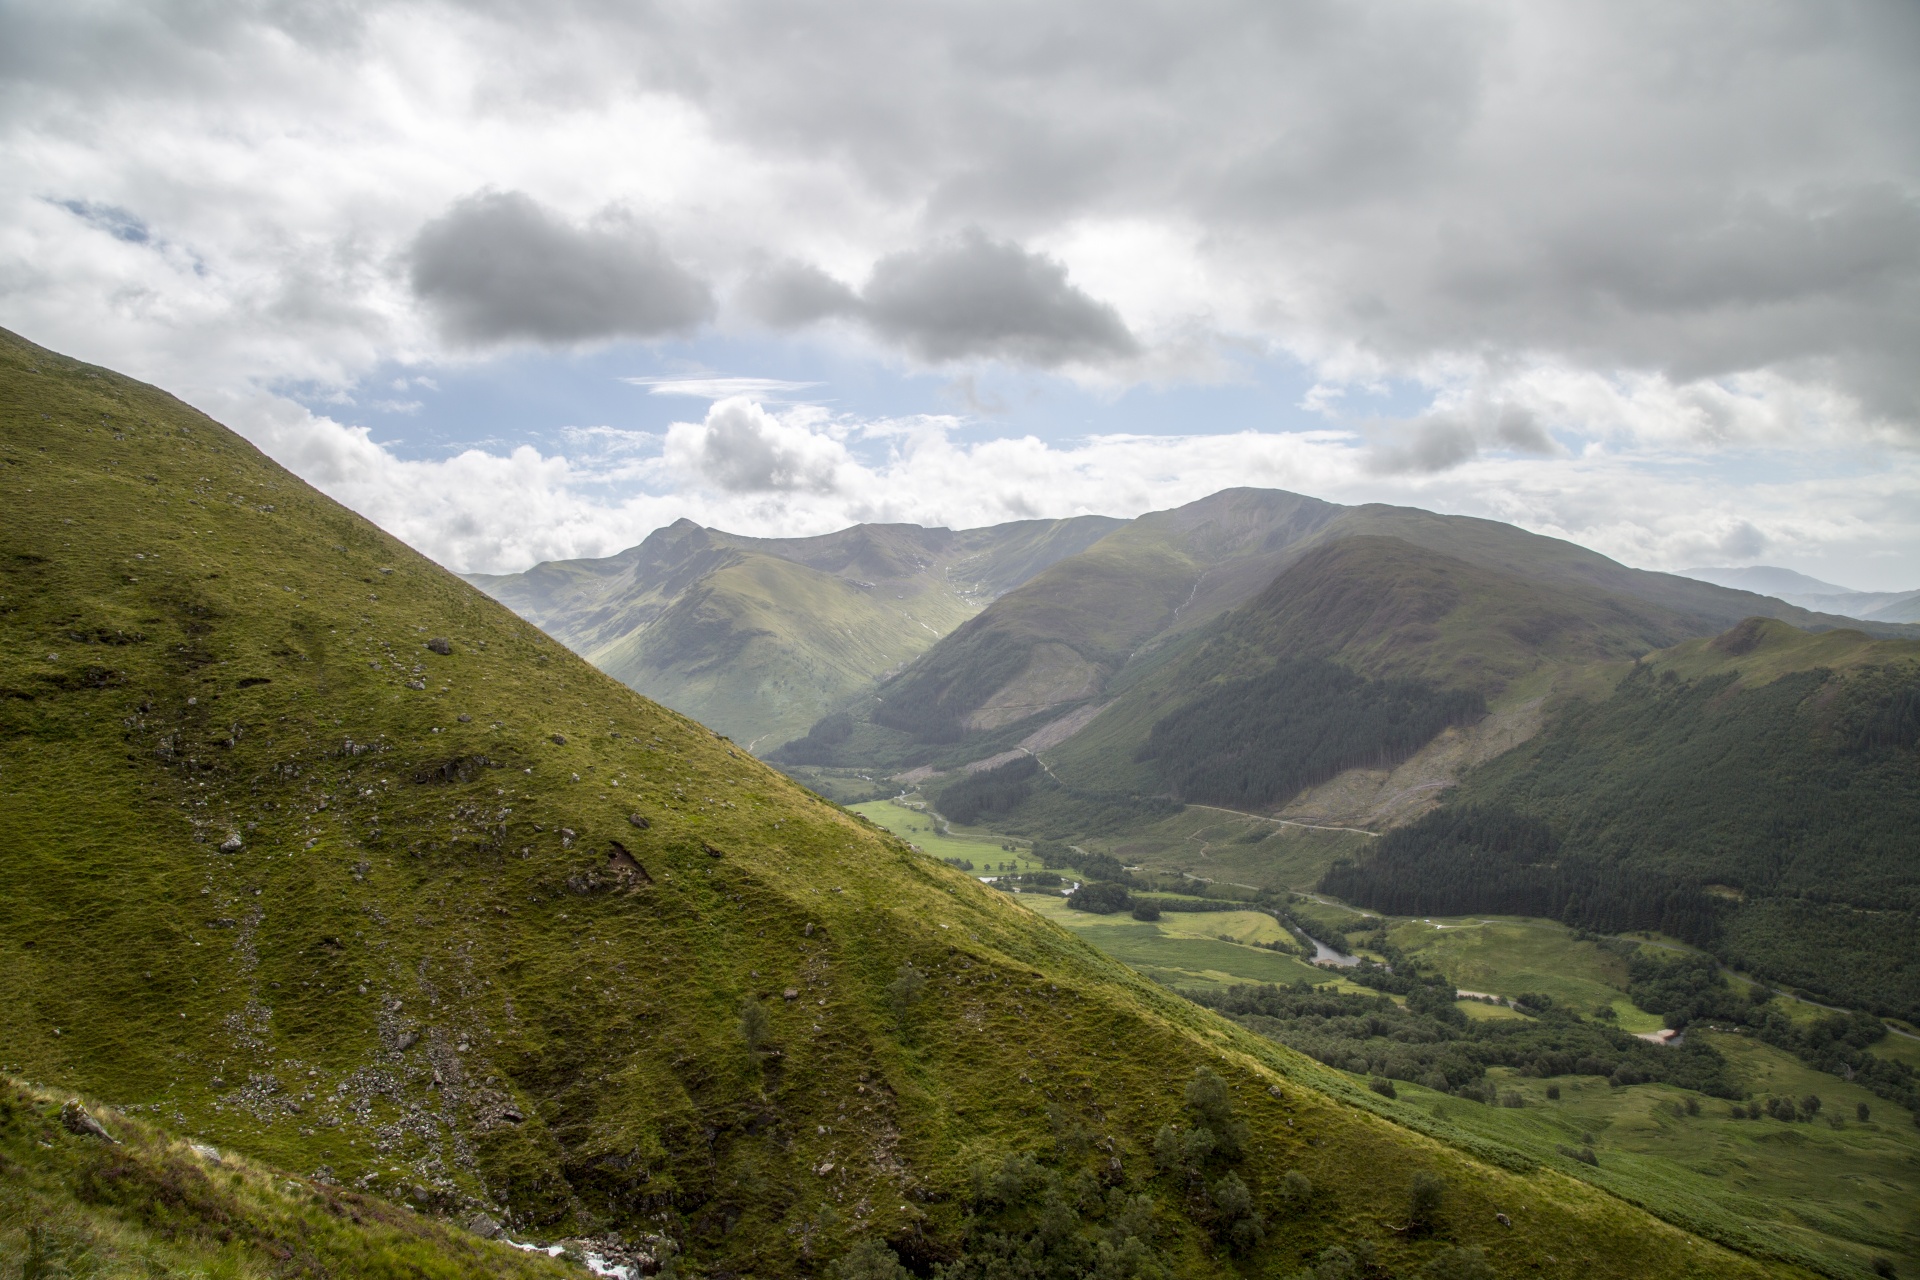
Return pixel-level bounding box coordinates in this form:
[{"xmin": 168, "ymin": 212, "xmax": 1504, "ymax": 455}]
[{"xmin": 286, "ymin": 335, "xmax": 1429, "ymax": 464}]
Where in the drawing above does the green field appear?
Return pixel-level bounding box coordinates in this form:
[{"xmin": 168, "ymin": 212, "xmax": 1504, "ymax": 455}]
[
  {"xmin": 1387, "ymin": 916, "xmax": 1668, "ymax": 1032},
  {"xmin": 1013, "ymin": 895, "xmax": 1326, "ymax": 990},
  {"xmin": 850, "ymin": 796, "xmax": 1049, "ymax": 872},
  {"xmin": 1383, "ymin": 1035, "xmax": 1920, "ymax": 1278},
  {"xmin": 1096, "ymin": 806, "xmax": 1369, "ymax": 891}
]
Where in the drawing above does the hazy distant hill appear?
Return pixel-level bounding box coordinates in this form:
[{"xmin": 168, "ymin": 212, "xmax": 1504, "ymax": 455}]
[
  {"xmin": 1, "ymin": 326, "xmax": 1804, "ymax": 1278},
  {"xmin": 1680, "ymin": 565, "xmax": 1920, "ymax": 623},
  {"xmin": 468, "ymin": 514, "xmax": 1119, "ymax": 746}
]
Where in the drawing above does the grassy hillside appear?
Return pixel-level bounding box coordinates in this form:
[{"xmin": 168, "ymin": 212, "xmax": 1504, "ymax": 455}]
[
  {"xmin": 852, "ymin": 492, "xmax": 1907, "ymax": 763},
  {"xmin": 0, "ymin": 327, "xmax": 1806, "ymax": 1277},
  {"xmin": 1, "ymin": 1077, "xmax": 576, "ymax": 1280},
  {"xmin": 1037, "ymin": 534, "xmax": 1707, "ymax": 809},
  {"xmin": 589, "ymin": 551, "xmax": 973, "ymax": 750},
  {"xmin": 869, "ymin": 490, "xmax": 1345, "ymax": 743},
  {"xmin": 1324, "ymin": 617, "xmax": 1920, "ymax": 1020},
  {"xmin": 470, "ymin": 517, "xmax": 1119, "ymax": 747}
]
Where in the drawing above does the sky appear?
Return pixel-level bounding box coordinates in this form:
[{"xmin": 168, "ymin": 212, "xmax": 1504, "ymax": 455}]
[{"xmin": 1, "ymin": 1, "xmax": 1916, "ymax": 589}]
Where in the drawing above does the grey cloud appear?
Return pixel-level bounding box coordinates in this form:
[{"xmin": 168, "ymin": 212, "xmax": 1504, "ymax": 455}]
[
  {"xmin": 863, "ymin": 229, "xmax": 1136, "ymax": 365},
  {"xmin": 739, "ymin": 260, "xmax": 862, "ymax": 328},
  {"xmin": 746, "ymin": 230, "xmax": 1137, "ymax": 367},
  {"xmin": 1365, "ymin": 402, "xmax": 1560, "ymax": 475},
  {"xmin": 11, "ymin": 0, "xmax": 1920, "ymax": 427},
  {"xmin": 409, "ymin": 192, "xmax": 713, "ymax": 346}
]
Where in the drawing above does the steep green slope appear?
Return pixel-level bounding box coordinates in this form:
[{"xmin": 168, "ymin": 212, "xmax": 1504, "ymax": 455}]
[
  {"xmin": 0, "ymin": 327, "xmax": 1799, "ymax": 1278},
  {"xmin": 0, "ymin": 1078, "xmax": 575, "ymax": 1280},
  {"xmin": 1324, "ymin": 617, "xmax": 1920, "ymax": 1020},
  {"xmin": 869, "ymin": 490, "xmax": 1345, "ymax": 742},
  {"xmin": 1046, "ymin": 534, "xmax": 1712, "ymax": 803},
  {"xmin": 588, "ymin": 552, "xmax": 970, "ymax": 749},
  {"xmin": 469, "ymin": 517, "xmax": 1119, "ymax": 747}
]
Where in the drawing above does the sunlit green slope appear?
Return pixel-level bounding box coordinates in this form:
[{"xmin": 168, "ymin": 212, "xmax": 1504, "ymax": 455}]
[
  {"xmin": 469, "ymin": 516, "xmax": 1119, "ymax": 747},
  {"xmin": 0, "ymin": 327, "xmax": 1797, "ymax": 1278}
]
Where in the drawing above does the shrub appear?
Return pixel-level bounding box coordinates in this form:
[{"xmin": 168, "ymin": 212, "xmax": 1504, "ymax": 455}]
[
  {"xmin": 1209, "ymin": 1172, "xmax": 1252, "ymax": 1218},
  {"xmin": 1282, "ymin": 1170, "xmax": 1312, "ymax": 1212},
  {"xmin": 1545, "ymin": 1084, "xmax": 1560, "ymax": 1100},
  {"xmin": 1368, "ymin": 1077, "xmax": 1397, "ymax": 1099},
  {"xmin": 1131, "ymin": 901, "xmax": 1162, "ymax": 921},
  {"xmin": 1406, "ymin": 1171, "xmax": 1445, "ymax": 1232},
  {"xmin": 1498, "ymin": 1090, "xmax": 1525, "ymax": 1108},
  {"xmin": 886, "ymin": 963, "xmax": 926, "ymax": 1020},
  {"xmin": 1858, "ymin": 1101, "xmax": 1872, "ymax": 1122},
  {"xmin": 738, "ymin": 998, "xmax": 772, "ymax": 1052},
  {"xmin": 831, "ymin": 1238, "xmax": 909, "ymax": 1280}
]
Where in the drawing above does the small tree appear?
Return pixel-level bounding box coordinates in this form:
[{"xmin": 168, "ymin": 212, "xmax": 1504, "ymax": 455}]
[
  {"xmin": 1407, "ymin": 1171, "xmax": 1446, "ymax": 1233},
  {"xmin": 1857, "ymin": 1101, "xmax": 1871, "ymax": 1122},
  {"xmin": 887, "ymin": 963, "xmax": 926, "ymax": 1022},
  {"xmin": 831, "ymin": 1238, "xmax": 910, "ymax": 1280},
  {"xmin": 1282, "ymin": 1169, "xmax": 1312, "ymax": 1213},
  {"xmin": 739, "ymin": 997, "xmax": 772, "ymax": 1052}
]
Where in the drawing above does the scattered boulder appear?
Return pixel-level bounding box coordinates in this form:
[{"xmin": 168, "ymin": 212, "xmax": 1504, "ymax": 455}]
[
  {"xmin": 426, "ymin": 637, "xmax": 452, "ymax": 655},
  {"xmin": 466, "ymin": 1213, "xmax": 502, "ymax": 1239},
  {"xmin": 457, "ymin": 713, "xmax": 471, "ymax": 723},
  {"xmin": 189, "ymin": 1142, "xmax": 222, "ymax": 1165},
  {"xmin": 628, "ymin": 812, "xmax": 651, "ymax": 830},
  {"xmin": 703, "ymin": 841, "xmax": 725, "ymax": 859},
  {"xmin": 219, "ymin": 833, "xmax": 243, "ymax": 853},
  {"xmin": 782, "ymin": 988, "xmax": 800, "ymax": 1001},
  {"xmin": 60, "ymin": 1102, "xmax": 117, "ymax": 1143},
  {"xmin": 606, "ymin": 841, "xmax": 651, "ymax": 884},
  {"xmin": 550, "ymin": 733, "xmax": 567, "ymax": 745}
]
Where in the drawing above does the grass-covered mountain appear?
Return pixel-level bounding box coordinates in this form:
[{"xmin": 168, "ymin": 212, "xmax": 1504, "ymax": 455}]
[
  {"xmin": 467, "ymin": 515, "xmax": 1119, "ymax": 749},
  {"xmin": 1035, "ymin": 533, "xmax": 1724, "ymax": 808},
  {"xmin": 1324, "ymin": 617, "xmax": 1920, "ymax": 1021},
  {"xmin": 849, "ymin": 489, "xmax": 1900, "ymax": 764},
  {"xmin": 0, "ymin": 327, "xmax": 1810, "ymax": 1277}
]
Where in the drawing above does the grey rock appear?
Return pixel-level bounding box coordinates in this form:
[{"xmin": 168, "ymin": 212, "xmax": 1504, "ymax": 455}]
[
  {"xmin": 60, "ymin": 1102, "xmax": 117, "ymax": 1143},
  {"xmin": 219, "ymin": 833, "xmax": 243, "ymax": 852},
  {"xmin": 426, "ymin": 637, "xmax": 452, "ymax": 655},
  {"xmin": 467, "ymin": 1213, "xmax": 502, "ymax": 1238}
]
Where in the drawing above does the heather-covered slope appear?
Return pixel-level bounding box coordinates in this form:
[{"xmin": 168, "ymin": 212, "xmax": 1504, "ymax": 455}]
[{"xmin": 0, "ymin": 329, "xmax": 1804, "ymax": 1278}]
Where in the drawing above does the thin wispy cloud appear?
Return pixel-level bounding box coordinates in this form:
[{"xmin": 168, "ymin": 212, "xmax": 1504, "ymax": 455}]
[{"xmin": 623, "ymin": 376, "xmax": 825, "ymax": 398}]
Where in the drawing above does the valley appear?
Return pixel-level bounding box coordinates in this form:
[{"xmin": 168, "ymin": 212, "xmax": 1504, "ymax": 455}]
[{"xmin": 2, "ymin": 326, "xmax": 1845, "ymax": 1279}]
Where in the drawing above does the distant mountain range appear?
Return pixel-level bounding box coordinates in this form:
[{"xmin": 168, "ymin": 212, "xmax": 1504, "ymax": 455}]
[
  {"xmin": 476, "ymin": 491, "xmax": 1909, "ymax": 755},
  {"xmin": 1680, "ymin": 565, "xmax": 1920, "ymax": 624},
  {"xmin": 466, "ymin": 515, "xmax": 1119, "ymax": 747}
]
